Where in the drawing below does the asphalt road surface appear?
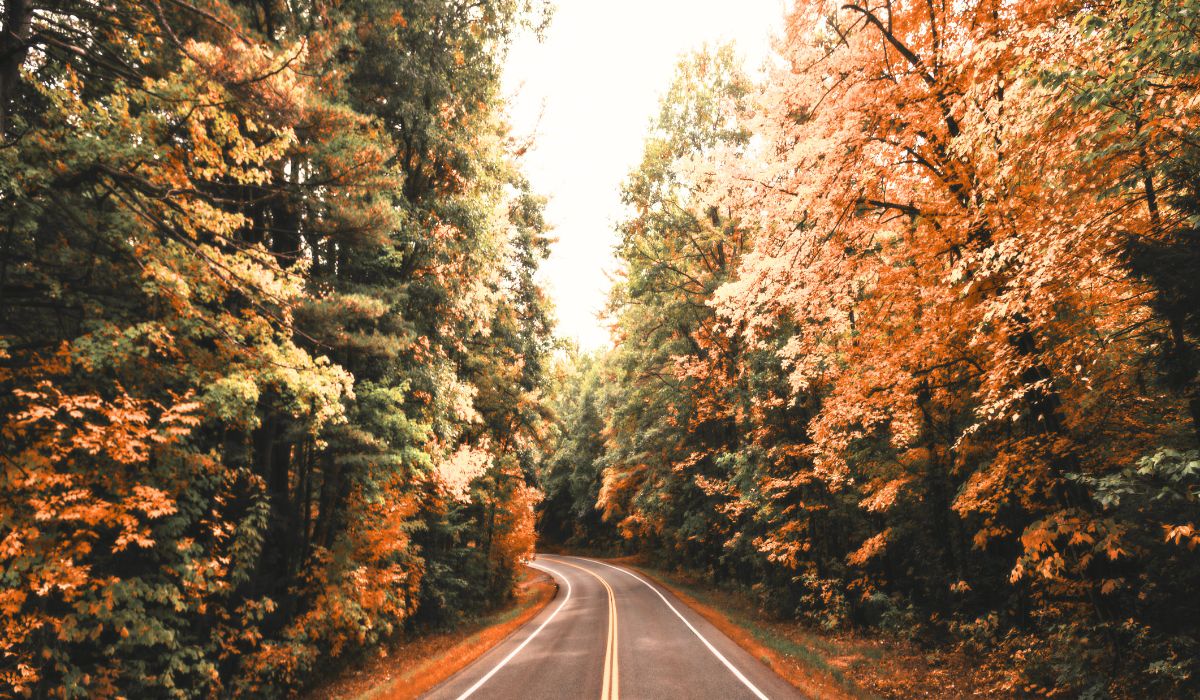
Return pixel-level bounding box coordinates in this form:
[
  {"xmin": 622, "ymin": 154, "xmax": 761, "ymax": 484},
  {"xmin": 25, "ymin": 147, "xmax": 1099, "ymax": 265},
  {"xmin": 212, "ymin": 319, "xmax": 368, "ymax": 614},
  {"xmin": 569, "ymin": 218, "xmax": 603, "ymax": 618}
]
[{"xmin": 421, "ymin": 554, "xmax": 804, "ymax": 700}]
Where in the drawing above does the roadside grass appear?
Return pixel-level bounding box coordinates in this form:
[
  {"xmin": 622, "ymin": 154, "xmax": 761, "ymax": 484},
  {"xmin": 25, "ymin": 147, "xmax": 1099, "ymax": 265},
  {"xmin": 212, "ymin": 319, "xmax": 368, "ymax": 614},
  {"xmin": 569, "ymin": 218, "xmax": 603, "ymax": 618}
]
[
  {"xmin": 304, "ymin": 566, "xmax": 557, "ymax": 700},
  {"xmin": 621, "ymin": 559, "xmax": 999, "ymax": 700}
]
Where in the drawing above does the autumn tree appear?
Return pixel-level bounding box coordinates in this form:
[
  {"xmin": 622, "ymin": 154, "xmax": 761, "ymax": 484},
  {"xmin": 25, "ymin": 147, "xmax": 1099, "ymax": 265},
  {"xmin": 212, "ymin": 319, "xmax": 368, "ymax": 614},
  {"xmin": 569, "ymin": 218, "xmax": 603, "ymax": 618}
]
[
  {"xmin": 594, "ymin": 45, "xmax": 770, "ymax": 580},
  {"xmin": 549, "ymin": 2, "xmax": 1200, "ymax": 696}
]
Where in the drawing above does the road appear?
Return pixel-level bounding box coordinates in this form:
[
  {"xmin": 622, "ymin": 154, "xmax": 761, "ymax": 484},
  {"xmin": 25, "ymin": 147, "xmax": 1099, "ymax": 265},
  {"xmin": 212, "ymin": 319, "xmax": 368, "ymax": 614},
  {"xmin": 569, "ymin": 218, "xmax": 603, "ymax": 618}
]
[{"xmin": 421, "ymin": 554, "xmax": 804, "ymax": 700}]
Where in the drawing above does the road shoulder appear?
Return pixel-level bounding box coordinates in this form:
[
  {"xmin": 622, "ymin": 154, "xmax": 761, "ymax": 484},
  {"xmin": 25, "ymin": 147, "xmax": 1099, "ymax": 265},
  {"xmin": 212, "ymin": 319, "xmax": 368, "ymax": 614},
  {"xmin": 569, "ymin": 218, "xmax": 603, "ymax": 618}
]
[
  {"xmin": 623, "ymin": 561, "xmax": 1002, "ymax": 700},
  {"xmin": 304, "ymin": 566, "xmax": 558, "ymax": 700}
]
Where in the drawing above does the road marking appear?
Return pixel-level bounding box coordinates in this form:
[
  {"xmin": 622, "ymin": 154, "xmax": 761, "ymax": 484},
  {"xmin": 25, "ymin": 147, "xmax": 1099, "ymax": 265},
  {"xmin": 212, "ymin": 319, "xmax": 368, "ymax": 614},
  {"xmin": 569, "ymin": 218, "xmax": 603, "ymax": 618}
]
[
  {"xmin": 553, "ymin": 559, "xmax": 620, "ymax": 700},
  {"xmin": 453, "ymin": 561, "xmax": 572, "ymax": 700},
  {"xmin": 580, "ymin": 557, "xmax": 771, "ymax": 700}
]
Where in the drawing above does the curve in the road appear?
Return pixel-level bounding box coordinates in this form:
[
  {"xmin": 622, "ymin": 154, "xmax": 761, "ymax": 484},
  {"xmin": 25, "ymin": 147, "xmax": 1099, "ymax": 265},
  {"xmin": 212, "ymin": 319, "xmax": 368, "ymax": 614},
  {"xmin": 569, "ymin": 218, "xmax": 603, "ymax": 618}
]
[
  {"xmin": 552, "ymin": 559, "xmax": 619, "ymax": 700},
  {"xmin": 581, "ymin": 557, "xmax": 769, "ymax": 700},
  {"xmin": 422, "ymin": 555, "xmax": 803, "ymax": 700}
]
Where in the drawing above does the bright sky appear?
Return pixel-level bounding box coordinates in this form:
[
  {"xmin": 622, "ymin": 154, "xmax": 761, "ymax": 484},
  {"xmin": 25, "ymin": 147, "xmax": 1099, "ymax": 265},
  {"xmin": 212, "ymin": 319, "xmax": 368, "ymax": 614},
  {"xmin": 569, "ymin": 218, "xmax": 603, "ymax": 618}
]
[{"xmin": 502, "ymin": 0, "xmax": 786, "ymax": 350}]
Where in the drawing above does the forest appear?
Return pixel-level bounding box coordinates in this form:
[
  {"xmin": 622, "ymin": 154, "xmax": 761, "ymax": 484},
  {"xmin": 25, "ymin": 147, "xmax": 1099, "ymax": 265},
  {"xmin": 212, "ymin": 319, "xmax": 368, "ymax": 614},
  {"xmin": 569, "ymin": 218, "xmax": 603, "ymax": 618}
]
[
  {"xmin": 1, "ymin": 0, "xmax": 551, "ymax": 695},
  {"xmin": 539, "ymin": 2, "xmax": 1200, "ymax": 698},
  {"xmin": 1, "ymin": 0, "xmax": 1198, "ymax": 698}
]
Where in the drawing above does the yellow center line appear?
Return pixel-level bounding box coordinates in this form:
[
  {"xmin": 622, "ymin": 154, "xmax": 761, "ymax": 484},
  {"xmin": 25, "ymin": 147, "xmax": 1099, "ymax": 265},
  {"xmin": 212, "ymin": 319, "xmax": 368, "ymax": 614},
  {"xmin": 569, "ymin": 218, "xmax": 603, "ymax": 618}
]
[{"xmin": 555, "ymin": 559, "xmax": 620, "ymax": 700}]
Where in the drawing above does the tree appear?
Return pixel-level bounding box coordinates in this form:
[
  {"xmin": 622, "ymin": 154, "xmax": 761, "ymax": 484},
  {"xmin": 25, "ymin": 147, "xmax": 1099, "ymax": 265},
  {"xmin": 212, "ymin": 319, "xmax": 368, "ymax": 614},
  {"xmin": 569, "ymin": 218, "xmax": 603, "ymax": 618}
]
[{"xmin": 550, "ymin": 2, "xmax": 1200, "ymax": 695}]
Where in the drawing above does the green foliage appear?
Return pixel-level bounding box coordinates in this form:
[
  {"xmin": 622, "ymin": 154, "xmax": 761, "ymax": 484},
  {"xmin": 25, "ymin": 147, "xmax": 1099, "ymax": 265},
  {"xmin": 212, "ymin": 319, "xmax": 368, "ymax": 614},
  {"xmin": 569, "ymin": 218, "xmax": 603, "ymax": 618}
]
[
  {"xmin": 0, "ymin": 0, "xmax": 553, "ymax": 696},
  {"xmin": 538, "ymin": 351, "xmax": 618, "ymax": 548}
]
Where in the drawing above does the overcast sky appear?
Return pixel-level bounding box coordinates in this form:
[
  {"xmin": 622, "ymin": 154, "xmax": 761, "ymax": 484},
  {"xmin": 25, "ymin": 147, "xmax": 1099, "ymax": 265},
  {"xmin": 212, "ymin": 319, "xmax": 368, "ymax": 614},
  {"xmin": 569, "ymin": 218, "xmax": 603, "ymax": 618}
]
[{"xmin": 502, "ymin": 0, "xmax": 785, "ymax": 350}]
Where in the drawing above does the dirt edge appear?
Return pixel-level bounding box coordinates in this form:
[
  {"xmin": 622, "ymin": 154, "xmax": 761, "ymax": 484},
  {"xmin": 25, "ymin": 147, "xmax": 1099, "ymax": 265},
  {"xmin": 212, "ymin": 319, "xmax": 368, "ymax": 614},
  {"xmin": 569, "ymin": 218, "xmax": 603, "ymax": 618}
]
[{"xmin": 304, "ymin": 565, "xmax": 558, "ymax": 700}]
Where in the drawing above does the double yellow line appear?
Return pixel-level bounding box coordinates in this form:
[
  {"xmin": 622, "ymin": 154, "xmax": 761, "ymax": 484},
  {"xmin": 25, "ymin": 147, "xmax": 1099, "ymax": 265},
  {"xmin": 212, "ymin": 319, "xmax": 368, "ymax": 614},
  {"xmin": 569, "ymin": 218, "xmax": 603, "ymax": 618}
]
[{"xmin": 556, "ymin": 560, "xmax": 620, "ymax": 700}]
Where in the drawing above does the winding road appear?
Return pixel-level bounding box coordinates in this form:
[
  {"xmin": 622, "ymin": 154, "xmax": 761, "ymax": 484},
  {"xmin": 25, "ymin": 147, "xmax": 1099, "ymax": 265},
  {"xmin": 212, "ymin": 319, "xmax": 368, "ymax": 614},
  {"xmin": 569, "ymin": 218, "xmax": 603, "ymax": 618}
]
[{"xmin": 421, "ymin": 554, "xmax": 804, "ymax": 700}]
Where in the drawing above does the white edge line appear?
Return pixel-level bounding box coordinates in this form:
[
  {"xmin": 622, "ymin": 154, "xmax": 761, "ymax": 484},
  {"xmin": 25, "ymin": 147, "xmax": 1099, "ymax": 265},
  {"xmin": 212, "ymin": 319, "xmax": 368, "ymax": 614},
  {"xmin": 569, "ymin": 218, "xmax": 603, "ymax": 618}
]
[
  {"xmin": 453, "ymin": 561, "xmax": 572, "ymax": 700},
  {"xmin": 577, "ymin": 557, "xmax": 771, "ymax": 700}
]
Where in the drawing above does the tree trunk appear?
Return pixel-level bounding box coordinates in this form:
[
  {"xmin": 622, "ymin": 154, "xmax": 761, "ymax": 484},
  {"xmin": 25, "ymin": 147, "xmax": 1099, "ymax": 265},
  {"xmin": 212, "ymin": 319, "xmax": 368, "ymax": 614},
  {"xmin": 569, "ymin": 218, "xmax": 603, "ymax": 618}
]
[{"xmin": 0, "ymin": 0, "xmax": 33, "ymax": 139}]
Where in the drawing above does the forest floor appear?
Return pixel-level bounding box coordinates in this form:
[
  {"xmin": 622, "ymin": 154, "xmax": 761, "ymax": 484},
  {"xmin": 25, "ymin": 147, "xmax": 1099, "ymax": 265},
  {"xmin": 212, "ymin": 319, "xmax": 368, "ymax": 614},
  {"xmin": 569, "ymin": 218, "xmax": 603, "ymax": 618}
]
[
  {"xmin": 616, "ymin": 557, "xmax": 1009, "ymax": 700},
  {"xmin": 303, "ymin": 566, "xmax": 557, "ymax": 700}
]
